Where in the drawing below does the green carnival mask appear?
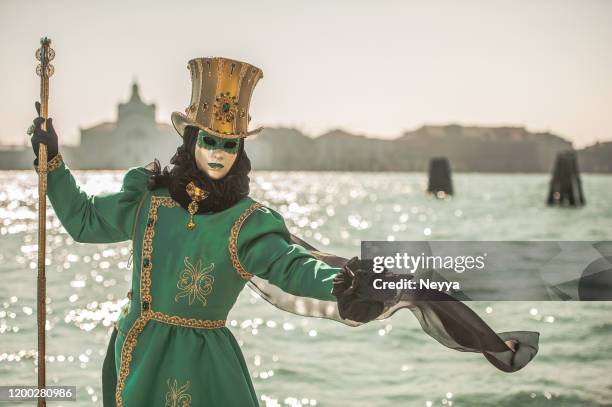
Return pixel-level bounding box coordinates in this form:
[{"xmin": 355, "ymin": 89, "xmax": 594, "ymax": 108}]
[{"xmin": 197, "ymin": 131, "xmax": 241, "ymax": 154}]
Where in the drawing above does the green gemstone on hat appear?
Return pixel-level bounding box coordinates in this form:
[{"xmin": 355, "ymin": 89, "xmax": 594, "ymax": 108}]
[{"xmin": 222, "ymin": 102, "xmax": 230, "ymax": 112}]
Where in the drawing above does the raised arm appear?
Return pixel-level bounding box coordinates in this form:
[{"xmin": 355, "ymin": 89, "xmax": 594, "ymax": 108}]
[
  {"xmin": 30, "ymin": 112, "xmax": 149, "ymax": 244},
  {"xmin": 36, "ymin": 157, "xmax": 149, "ymax": 243},
  {"xmin": 236, "ymin": 204, "xmax": 341, "ymax": 301}
]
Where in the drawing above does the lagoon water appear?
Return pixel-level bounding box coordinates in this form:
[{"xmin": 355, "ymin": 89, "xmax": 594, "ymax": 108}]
[{"xmin": 0, "ymin": 170, "xmax": 611, "ymax": 406}]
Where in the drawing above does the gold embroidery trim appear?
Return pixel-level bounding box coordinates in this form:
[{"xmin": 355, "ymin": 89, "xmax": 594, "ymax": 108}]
[
  {"xmin": 34, "ymin": 153, "xmax": 63, "ymax": 174},
  {"xmin": 115, "ymin": 313, "xmax": 149, "ymax": 407},
  {"xmin": 151, "ymin": 312, "xmax": 225, "ymax": 329},
  {"xmin": 115, "ymin": 196, "xmax": 225, "ymax": 407},
  {"xmin": 165, "ymin": 378, "xmax": 192, "ymax": 407},
  {"xmin": 140, "ymin": 197, "xmax": 177, "ymax": 307},
  {"xmin": 228, "ymin": 201, "xmax": 263, "ymax": 280}
]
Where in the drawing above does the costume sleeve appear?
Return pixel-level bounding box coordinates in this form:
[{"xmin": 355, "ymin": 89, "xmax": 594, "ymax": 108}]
[
  {"xmin": 236, "ymin": 204, "xmax": 341, "ymax": 301},
  {"xmin": 34, "ymin": 154, "xmax": 149, "ymax": 243}
]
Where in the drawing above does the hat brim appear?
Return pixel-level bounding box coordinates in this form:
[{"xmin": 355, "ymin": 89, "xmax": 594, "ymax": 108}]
[{"xmin": 171, "ymin": 112, "xmax": 263, "ymax": 139}]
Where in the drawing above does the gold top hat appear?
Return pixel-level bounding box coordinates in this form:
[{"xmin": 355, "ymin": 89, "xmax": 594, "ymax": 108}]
[{"xmin": 171, "ymin": 57, "xmax": 263, "ymax": 139}]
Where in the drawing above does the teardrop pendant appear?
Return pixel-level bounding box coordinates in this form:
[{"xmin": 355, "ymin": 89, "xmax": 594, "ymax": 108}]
[
  {"xmin": 187, "ymin": 200, "xmax": 199, "ymax": 230},
  {"xmin": 187, "ymin": 217, "xmax": 196, "ymax": 230},
  {"xmin": 185, "ymin": 182, "xmax": 209, "ymax": 230}
]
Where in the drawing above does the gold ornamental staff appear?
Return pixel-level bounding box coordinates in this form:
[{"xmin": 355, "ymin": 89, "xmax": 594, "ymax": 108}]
[{"xmin": 29, "ymin": 36, "xmax": 55, "ymax": 407}]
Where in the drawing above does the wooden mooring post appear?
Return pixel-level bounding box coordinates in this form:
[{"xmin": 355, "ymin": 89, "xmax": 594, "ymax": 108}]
[
  {"xmin": 427, "ymin": 157, "xmax": 453, "ymax": 198},
  {"xmin": 547, "ymin": 151, "xmax": 585, "ymax": 207}
]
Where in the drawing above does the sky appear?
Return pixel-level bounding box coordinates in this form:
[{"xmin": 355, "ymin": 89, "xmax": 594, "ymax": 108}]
[{"xmin": 1, "ymin": 0, "xmax": 610, "ymax": 148}]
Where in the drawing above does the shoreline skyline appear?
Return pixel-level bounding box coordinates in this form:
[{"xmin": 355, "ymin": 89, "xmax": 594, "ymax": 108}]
[
  {"xmin": 4, "ymin": 82, "xmax": 609, "ymax": 173},
  {"xmin": 2, "ymin": 77, "xmax": 607, "ymax": 149},
  {"xmin": 2, "ymin": 121, "xmax": 591, "ymax": 149}
]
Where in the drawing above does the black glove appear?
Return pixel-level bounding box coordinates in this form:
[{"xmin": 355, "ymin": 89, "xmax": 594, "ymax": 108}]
[
  {"xmin": 332, "ymin": 257, "xmax": 385, "ymax": 323},
  {"xmin": 30, "ymin": 101, "xmax": 59, "ymax": 165}
]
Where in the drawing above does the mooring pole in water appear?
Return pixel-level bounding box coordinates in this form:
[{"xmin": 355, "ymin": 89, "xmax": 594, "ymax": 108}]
[
  {"xmin": 547, "ymin": 151, "xmax": 585, "ymax": 207},
  {"xmin": 427, "ymin": 157, "xmax": 453, "ymax": 198}
]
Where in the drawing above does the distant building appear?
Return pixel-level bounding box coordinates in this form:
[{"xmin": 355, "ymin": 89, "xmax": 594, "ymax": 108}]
[
  {"xmin": 248, "ymin": 125, "xmax": 576, "ymax": 172},
  {"xmin": 577, "ymin": 141, "xmax": 612, "ymax": 173},
  {"xmin": 63, "ymin": 82, "xmax": 180, "ymax": 169},
  {"xmin": 397, "ymin": 125, "xmax": 574, "ymax": 172},
  {"xmin": 0, "ymin": 82, "xmax": 181, "ymax": 170}
]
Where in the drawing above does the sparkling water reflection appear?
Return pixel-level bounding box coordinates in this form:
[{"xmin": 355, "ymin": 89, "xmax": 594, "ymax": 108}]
[{"xmin": 1, "ymin": 170, "xmax": 611, "ymax": 406}]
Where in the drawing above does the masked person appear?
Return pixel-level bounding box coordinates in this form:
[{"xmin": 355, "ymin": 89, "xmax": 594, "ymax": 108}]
[{"xmin": 30, "ymin": 57, "xmax": 539, "ymax": 407}]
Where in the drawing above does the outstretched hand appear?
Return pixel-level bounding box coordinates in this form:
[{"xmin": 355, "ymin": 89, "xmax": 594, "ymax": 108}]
[
  {"xmin": 30, "ymin": 101, "xmax": 59, "ymax": 164},
  {"xmin": 332, "ymin": 257, "xmax": 385, "ymax": 323}
]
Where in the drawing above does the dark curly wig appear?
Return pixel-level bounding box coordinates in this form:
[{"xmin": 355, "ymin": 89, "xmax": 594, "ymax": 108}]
[{"xmin": 147, "ymin": 126, "xmax": 251, "ymax": 213}]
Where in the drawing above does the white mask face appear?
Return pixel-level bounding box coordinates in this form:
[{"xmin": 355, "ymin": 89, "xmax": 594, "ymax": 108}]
[{"xmin": 194, "ymin": 130, "xmax": 240, "ymax": 180}]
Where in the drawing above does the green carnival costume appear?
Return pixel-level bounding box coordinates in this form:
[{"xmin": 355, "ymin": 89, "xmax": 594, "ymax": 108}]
[
  {"xmin": 40, "ymin": 155, "xmax": 340, "ymax": 406},
  {"xmin": 35, "ymin": 57, "xmax": 342, "ymax": 406}
]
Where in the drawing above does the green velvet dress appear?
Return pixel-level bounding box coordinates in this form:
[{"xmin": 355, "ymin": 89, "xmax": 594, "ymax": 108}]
[{"xmin": 41, "ymin": 155, "xmax": 341, "ymax": 406}]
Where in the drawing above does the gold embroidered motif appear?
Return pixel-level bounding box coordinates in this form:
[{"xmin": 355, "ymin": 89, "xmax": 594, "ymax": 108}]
[
  {"xmin": 34, "ymin": 153, "xmax": 63, "ymax": 174},
  {"xmin": 229, "ymin": 202, "xmax": 263, "ymax": 280},
  {"xmin": 165, "ymin": 378, "xmax": 192, "ymax": 407},
  {"xmin": 175, "ymin": 257, "xmax": 214, "ymax": 306},
  {"xmin": 115, "ymin": 196, "xmax": 225, "ymax": 407}
]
